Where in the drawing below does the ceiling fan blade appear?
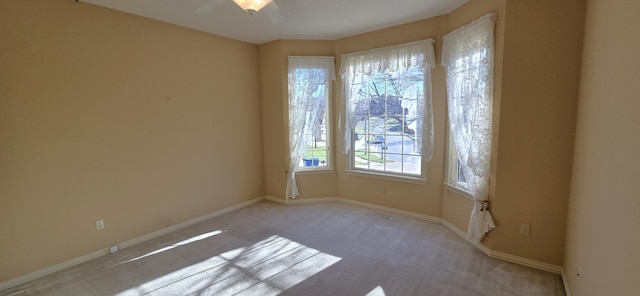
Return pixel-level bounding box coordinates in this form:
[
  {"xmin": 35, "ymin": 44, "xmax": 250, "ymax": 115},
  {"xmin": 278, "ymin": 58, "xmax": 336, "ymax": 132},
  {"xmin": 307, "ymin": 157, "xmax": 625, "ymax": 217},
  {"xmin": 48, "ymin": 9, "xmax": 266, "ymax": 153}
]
[
  {"xmin": 194, "ymin": 0, "xmax": 226, "ymax": 14},
  {"xmin": 263, "ymin": 1, "xmax": 284, "ymax": 24}
]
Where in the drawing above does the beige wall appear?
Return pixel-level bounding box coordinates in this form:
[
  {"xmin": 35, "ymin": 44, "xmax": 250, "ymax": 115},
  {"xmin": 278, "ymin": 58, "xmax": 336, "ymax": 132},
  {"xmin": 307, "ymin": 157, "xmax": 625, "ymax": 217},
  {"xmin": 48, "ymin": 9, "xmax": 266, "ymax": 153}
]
[
  {"xmin": 564, "ymin": 0, "xmax": 640, "ymax": 294},
  {"xmin": 2, "ymin": 0, "xmax": 606, "ymax": 287},
  {"xmin": 259, "ymin": 14, "xmax": 451, "ymax": 216},
  {"xmin": 258, "ymin": 40, "xmax": 286, "ymax": 197},
  {"xmin": 333, "ymin": 16, "xmax": 448, "ymax": 217},
  {"xmin": 280, "ymin": 41, "xmax": 337, "ymax": 199},
  {"xmin": 258, "ymin": 40, "xmax": 336, "ymax": 200},
  {"xmin": 259, "ymin": 0, "xmax": 585, "ymax": 268},
  {"xmin": 0, "ymin": 0, "xmax": 264, "ymax": 282},
  {"xmin": 492, "ymin": 0, "xmax": 586, "ymax": 266},
  {"xmin": 441, "ymin": 0, "xmax": 506, "ymax": 246}
]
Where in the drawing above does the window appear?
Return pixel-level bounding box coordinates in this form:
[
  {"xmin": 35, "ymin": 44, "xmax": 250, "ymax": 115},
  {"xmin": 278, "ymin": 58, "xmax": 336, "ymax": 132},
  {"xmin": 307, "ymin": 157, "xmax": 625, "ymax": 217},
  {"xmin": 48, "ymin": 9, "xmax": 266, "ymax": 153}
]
[
  {"xmin": 446, "ymin": 128, "xmax": 468, "ymax": 191},
  {"xmin": 340, "ymin": 40, "xmax": 435, "ymax": 181},
  {"xmin": 442, "ymin": 13, "xmax": 496, "ymax": 241},
  {"xmin": 445, "ymin": 49, "xmax": 487, "ymax": 192},
  {"xmin": 286, "ymin": 56, "xmax": 335, "ymax": 199}
]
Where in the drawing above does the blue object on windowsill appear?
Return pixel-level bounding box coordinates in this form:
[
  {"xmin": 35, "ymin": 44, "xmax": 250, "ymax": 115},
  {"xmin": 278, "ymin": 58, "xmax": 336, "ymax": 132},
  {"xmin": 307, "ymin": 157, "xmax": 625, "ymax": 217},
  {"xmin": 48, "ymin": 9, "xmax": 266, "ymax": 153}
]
[{"xmin": 303, "ymin": 158, "xmax": 320, "ymax": 167}]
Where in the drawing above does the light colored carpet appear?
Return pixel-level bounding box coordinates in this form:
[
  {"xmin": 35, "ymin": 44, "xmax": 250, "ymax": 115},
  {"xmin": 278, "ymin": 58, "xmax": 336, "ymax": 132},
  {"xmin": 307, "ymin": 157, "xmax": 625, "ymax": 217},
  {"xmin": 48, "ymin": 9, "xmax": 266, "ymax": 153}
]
[{"xmin": 1, "ymin": 201, "xmax": 565, "ymax": 295}]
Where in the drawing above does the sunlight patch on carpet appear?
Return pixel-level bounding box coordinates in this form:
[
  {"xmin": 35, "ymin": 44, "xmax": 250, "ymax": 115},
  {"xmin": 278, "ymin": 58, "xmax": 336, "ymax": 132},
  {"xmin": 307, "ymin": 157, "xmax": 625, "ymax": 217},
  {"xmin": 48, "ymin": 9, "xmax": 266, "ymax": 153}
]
[
  {"xmin": 365, "ymin": 285, "xmax": 387, "ymax": 296},
  {"xmin": 120, "ymin": 230, "xmax": 224, "ymax": 264},
  {"xmin": 116, "ymin": 235, "xmax": 341, "ymax": 295}
]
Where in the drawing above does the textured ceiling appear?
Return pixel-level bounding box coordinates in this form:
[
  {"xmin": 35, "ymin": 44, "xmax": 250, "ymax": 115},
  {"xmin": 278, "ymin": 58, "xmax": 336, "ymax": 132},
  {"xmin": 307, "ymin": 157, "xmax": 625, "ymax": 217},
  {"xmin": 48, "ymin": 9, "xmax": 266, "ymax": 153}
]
[{"xmin": 81, "ymin": 0, "xmax": 468, "ymax": 44}]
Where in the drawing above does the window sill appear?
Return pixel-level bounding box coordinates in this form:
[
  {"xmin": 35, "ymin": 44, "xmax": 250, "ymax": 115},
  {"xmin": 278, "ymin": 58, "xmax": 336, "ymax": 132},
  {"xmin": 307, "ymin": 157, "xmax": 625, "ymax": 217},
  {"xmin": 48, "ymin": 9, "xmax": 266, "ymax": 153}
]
[
  {"xmin": 444, "ymin": 183, "xmax": 473, "ymax": 200},
  {"xmin": 296, "ymin": 168, "xmax": 334, "ymax": 175},
  {"xmin": 346, "ymin": 169, "xmax": 426, "ymax": 185}
]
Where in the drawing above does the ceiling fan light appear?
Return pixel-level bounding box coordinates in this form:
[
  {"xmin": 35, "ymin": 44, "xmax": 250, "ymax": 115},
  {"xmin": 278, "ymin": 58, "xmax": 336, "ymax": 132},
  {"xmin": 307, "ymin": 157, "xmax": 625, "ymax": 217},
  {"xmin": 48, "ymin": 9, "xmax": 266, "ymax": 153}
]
[{"xmin": 232, "ymin": 0, "xmax": 272, "ymax": 15}]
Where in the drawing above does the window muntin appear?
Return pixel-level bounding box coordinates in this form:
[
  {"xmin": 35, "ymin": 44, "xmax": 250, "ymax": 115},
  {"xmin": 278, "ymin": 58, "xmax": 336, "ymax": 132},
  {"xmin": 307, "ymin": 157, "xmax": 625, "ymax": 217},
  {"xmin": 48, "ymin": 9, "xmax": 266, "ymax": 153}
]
[
  {"xmin": 446, "ymin": 50, "xmax": 486, "ymax": 189},
  {"xmin": 298, "ymin": 73, "xmax": 329, "ymax": 170},
  {"xmin": 288, "ymin": 58, "xmax": 334, "ymax": 171},
  {"xmin": 447, "ymin": 129, "xmax": 469, "ymax": 191},
  {"xmin": 351, "ymin": 69, "xmax": 423, "ymax": 176},
  {"xmin": 340, "ymin": 39, "xmax": 435, "ymax": 180},
  {"xmin": 442, "ymin": 12, "xmax": 496, "ymax": 241}
]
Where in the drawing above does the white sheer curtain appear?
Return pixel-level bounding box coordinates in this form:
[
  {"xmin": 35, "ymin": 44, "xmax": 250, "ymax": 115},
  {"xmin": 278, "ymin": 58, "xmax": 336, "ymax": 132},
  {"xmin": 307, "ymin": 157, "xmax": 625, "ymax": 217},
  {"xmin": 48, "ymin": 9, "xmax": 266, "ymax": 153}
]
[
  {"xmin": 286, "ymin": 56, "xmax": 335, "ymax": 200},
  {"xmin": 442, "ymin": 13, "xmax": 497, "ymax": 242},
  {"xmin": 339, "ymin": 39, "xmax": 435, "ymax": 161}
]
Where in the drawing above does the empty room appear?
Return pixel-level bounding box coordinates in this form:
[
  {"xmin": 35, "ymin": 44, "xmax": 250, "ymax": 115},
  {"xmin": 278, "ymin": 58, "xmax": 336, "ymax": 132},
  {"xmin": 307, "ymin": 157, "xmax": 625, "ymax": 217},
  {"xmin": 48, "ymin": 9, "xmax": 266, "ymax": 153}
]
[{"xmin": 1, "ymin": 0, "xmax": 638, "ymax": 295}]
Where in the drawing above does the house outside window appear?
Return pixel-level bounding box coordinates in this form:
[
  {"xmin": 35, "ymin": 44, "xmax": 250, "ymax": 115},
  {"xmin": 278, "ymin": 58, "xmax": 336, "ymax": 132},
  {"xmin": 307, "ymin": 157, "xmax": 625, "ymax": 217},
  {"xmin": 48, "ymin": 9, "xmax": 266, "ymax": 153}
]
[
  {"xmin": 340, "ymin": 39, "xmax": 435, "ymax": 182},
  {"xmin": 442, "ymin": 12, "xmax": 497, "ymax": 241},
  {"xmin": 446, "ymin": 128, "xmax": 469, "ymax": 192},
  {"xmin": 286, "ymin": 56, "xmax": 335, "ymax": 199},
  {"xmin": 288, "ymin": 57, "xmax": 334, "ymax": 171},
  {"xmin": 445, "ymin": 49, "xmax": 487, "ymax": 193}
]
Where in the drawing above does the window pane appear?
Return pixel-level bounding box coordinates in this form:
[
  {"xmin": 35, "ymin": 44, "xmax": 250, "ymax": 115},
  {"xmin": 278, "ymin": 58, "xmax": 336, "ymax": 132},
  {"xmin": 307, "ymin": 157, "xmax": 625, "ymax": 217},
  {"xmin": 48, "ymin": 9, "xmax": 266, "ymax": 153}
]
[
  {"xmin": 354, "ymin": 148, "xmax": 371, "ymax": 170},
  {"xmin": 404, "ymin": 156, "xmax": 421, "ymax": 175},
  {"xmin": 288, "ymin": 57, "xmax": 334, "ymax": 171},
  {"xmin": 302, "ymin": 141, "xmax": 327, "ymax": 167},
  {"xmin": 350, "ymin": 69, "xmax": 423, "ymax": 176},
  {"xmin": 457, "ymin": 159, "xmax": 467, "ymax": 183}
]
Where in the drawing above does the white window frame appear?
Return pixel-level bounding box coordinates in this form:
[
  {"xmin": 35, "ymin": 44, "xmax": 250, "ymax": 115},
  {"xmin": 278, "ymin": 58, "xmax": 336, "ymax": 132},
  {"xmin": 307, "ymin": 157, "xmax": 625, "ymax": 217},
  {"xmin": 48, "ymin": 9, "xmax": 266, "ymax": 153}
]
[
  {"xmin": 444, "ymin": 49, "xmax": 486, "ymax": 198},
  {"xmin": 340, "ymin": 40, "xmax": 435, "ymax": 183},
  {"xmin": 288, "ymin": 57, "xmax": 334, "ymax": 173},
  {"xmin": 297, "ymin": 102, "xmax": 333, "ymax": 173},
  {"xmin": 445, "ymin": 127, "xmax": 472, "ymax": 197},
  {"xmin": 442, "ymin": 12, "xmax": 496, "ymax": 204}
]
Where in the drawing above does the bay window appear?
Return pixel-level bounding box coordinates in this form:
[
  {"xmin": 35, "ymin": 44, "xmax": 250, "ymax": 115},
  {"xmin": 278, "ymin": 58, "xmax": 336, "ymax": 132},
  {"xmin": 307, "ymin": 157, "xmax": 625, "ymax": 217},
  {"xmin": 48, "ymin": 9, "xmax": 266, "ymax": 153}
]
[
  {"xmin": 286, "ymin": 56, "xmax": 335, "ymax": 199},
  {"xmin": 340, "ymin": 39, "xmax": 435, "ymax": 181}
]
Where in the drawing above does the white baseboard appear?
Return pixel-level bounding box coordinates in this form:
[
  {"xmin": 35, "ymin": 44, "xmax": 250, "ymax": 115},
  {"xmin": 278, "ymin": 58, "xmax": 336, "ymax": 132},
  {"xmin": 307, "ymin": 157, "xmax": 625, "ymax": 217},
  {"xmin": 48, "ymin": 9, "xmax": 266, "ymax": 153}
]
[
  {"xmin": 439, "ymin": 217, "xmax": 564, "ymax": 275},
  {"xmin": 0, "ymin": 196, "xmax": 264, "ymax": 291},
  {"xmin": 266, "ymin": 197, "xmax": 567, "ymax": 275},
  {"xmin": 561, "ymin": 269, "xmax": 572, "ymax": 296},
  {"xmin": 119, "ymin": 197, "xmax": 263, "ymax": 249},
  {"xmin": 0, "ymin": 248, "xmax": 110, "ymax": 292},
  {"xmin": 441, "ymin": 217, "xmax": 570, "ymax": 296},
  {"xmin": 264, "ymin": 196, "xmax": 566, "ymax": 276},
  {"xmin": 335, "ymin": 197, "xmax": 442, "ymax": 224},
  {"xmin": 490, "ymin": 250, "xmax": 563, "ymax": 274},
  {"xmin": 2, "ymin": 195, "xmax": 570, "ymax": 295},
  {"xmin": 265, "ymin": 196, "xmax": 570, "ymax": 295},
  {"xmin": 264, "ymin": 195, "xmax": 337, "ymax": 205},
  {"xmin": 441, "ymin": 219, "xmax": 492, "ymax": 257},
  {"xmin": 266, "ymin": 195, "xmax": 441, "ymax": 224}
]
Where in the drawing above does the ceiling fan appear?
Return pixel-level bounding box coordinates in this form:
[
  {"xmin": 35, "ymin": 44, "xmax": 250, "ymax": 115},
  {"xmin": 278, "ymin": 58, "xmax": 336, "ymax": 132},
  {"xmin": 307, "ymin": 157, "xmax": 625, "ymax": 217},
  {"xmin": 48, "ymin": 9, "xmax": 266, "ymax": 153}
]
[{"xmin": 195, "ymin": 0, "xmax": 284, "ymax": 23}]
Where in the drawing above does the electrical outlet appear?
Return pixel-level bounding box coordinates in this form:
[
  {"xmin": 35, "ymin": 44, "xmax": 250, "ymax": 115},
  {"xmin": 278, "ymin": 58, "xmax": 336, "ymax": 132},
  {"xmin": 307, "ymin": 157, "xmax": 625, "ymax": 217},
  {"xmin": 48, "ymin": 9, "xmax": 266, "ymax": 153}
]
[
  {"xmin": 520, "ymin": 224, "xmax": 531, "ymax": 236},
  {"xmin": 96, "ymin": 220, "xmax": 105, "ymax": 231},
  {"xmin": 378, "ymin": 185, "xmax": 385, "ymax": 193}
]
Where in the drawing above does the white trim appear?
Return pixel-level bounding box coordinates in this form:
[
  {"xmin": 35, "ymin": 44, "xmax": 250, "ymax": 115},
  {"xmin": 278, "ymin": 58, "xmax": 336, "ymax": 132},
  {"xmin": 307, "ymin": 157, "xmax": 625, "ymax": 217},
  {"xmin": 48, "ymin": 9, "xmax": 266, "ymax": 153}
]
[
  {"xmin": 0, "ymin": 248, "xmax": 110, "ymax": 291},
  {"xmin": 331, "ymin": 198, "xmax": 565, "ymax": 276},
  {"xmin": 443, "ymin": 183, "xmax": 474, "ymax": 200},
  {"xmin": 264, "ymin": 195, "xmax": 288, "ymax": 204},
  {"xmin": 295, "ymin": 168, "xmax": 334, "ymax": 175},
  {"xmin": 345, "ymin": 169, "xmax": 427, "ymax": 185},
  {"xmin": 562, "ymin": 269, "xmax": 572, "ymax": 296},
  {"xmin": 287, "ymin": 57, "xmax": 335, "ymax": 176},
  {"xmin": 491, "ymin": 250, "xmax": 563, "ymax": 274},
  {"xmin": 344, "ymin": 199, "xmax": 568, "ymax": 295},
  {"xmin": 440, "ymin": 219, "xmax": 564, "ymax": 275},
  {"xmin": 336, "ymin": 197, "xmax": 441, "ymax": 224},
  {"xmin": 0, "ymin": 196, "xmax": 264, "ymax": 291},
  {"xmin": 119, "ymin": 197, "xmax": 263, "ymax": 249},
  {"xmin": 265, "ymin": 195, "xmax": 337, "ymax": 205},
  {"xmin": 265, "ymin": 195, "xmax": 441, "ymax": 224},
  {"xmin": 441, "ymin": 219, "xmax": 492, "ymax": 256},
  {"xmin": 2, "ymin": 195, "xmax": 569, "ymax": 295}
]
